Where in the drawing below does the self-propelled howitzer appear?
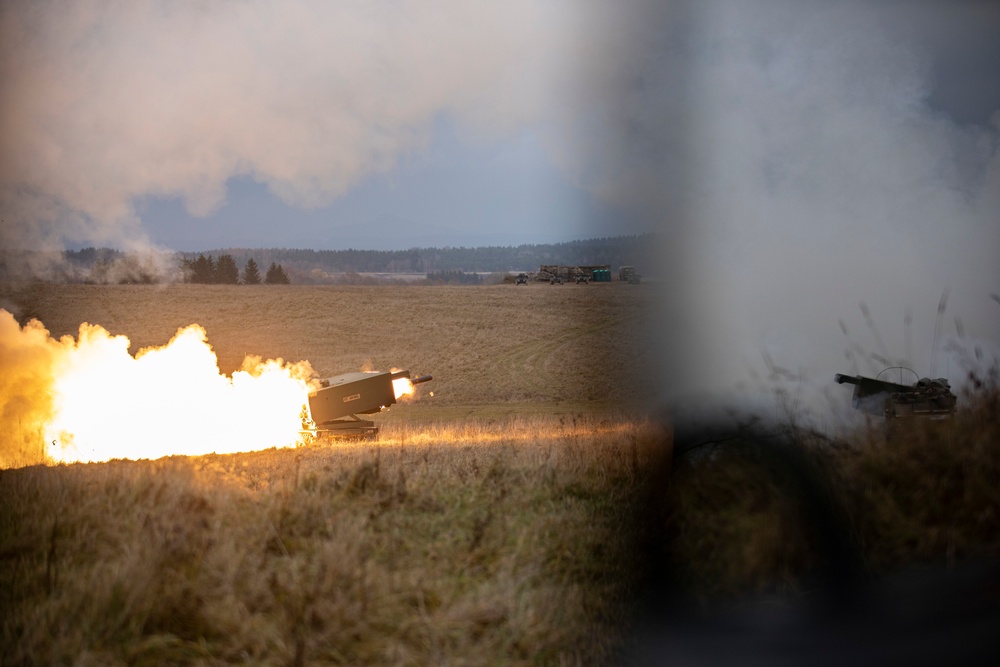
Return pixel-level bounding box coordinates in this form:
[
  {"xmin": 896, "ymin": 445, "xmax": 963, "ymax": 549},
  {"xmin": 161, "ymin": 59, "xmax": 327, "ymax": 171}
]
[{"xmin": 834, "ymin": 369, "xmax": 956, "ymax": 420}]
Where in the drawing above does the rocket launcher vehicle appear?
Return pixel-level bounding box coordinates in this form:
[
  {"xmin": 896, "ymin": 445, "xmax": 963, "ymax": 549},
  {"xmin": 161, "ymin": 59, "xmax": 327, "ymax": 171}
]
[{"xmin": 306, "ymin": 370, "xmax": 432, "ymax": 438}]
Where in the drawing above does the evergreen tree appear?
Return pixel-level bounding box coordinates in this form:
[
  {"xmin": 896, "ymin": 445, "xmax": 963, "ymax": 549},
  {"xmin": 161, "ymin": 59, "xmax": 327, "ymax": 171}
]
[
  {"xmin": 265, "ymin": 262, "xmax": 290, "ymax": 284},
  {"xmin": 215, "ymin": 254, "xmax": 240, "ymax": 284},
  {"xmin": 191, "ymin": 254, "xmax": 215, "ymax": 284},
  {"xmin": 241, "ymin": 258, "xmax": 261, "ymax": 285}
]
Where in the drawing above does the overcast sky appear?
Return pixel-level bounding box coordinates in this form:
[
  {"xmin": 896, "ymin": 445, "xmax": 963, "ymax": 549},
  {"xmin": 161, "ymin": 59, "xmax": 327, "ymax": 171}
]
[{"xmin": 1, "ymin": 0, "xmax": 998, "ymax": 418}]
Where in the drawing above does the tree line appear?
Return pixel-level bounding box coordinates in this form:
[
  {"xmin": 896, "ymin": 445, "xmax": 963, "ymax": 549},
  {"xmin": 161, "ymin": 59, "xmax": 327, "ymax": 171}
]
[
  {"xmin": 191, "ymin": 234, "xmax": 656, "ymax": 277},
  {"xmin": 425, "ymin": 270, "xmax": 483, "ymax": 285},
  {"xmin": 55, "ymin": 235, "xmax": 654, "ymax": 284},
  {"xmin": 181, "ymin": 254, "xmax": 290, "ymax": 284}
]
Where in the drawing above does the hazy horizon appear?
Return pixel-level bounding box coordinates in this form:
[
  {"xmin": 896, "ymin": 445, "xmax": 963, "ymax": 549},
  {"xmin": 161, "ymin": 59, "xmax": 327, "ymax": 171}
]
[{"xmin": 2, "ymin": 0, "xmax": 998, "ymax": 415}]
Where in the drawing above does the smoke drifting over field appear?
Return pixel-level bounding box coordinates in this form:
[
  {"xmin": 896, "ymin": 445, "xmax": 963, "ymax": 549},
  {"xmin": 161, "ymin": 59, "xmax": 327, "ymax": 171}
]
[
  {"xmin": 1, "ymin": 0, "xmax": 997, "ymax": 417},
  {"xmin": 0, "ymin": 0, "xmax": 580, "ymax": 254},
  {"xmin": 638, "ymin": 1, "xmax": 1000, "ymax": 411}
]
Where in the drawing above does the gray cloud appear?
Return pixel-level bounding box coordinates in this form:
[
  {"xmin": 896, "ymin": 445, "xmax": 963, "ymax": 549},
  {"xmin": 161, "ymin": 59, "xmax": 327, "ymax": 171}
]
[{"xmin": 0, "ymin": 0, "xmax": 581, "ymax": 251}]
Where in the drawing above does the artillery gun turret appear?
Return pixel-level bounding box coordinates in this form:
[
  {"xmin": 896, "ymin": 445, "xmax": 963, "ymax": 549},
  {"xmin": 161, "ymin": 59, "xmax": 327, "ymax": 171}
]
[
  {"xmin": 835, "ymin": 367, "xmax": 956, "ymax": 423},
  {"xmin": 306, "ymin": 370, "xmax": 432, "ymax": 439}
]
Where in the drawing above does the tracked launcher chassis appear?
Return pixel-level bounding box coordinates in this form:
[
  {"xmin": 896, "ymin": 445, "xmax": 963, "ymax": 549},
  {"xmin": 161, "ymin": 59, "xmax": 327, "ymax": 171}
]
[
  {"xmin": 305, "ymin": 370, "xmax": 432, "ymax": 440},
  {"xmin": 834, "ymin": 367, "xmax": 956, "ymax": 433}
]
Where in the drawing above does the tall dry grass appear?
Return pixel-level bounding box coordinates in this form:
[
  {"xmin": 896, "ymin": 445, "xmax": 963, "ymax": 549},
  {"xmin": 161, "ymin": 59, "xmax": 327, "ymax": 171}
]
[
  {"xmin": 1, "ymin": 416, "xmax": 666, "ymax": 666},
  {"xmin": 659, "ymin": 366, "xmax": 1000, "ymax": 609}
]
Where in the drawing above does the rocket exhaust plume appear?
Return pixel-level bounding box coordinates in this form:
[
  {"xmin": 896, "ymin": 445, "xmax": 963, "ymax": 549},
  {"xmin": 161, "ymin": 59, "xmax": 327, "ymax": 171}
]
[
  {"xmin": 392, "ymin": 374, "xmax": 416, "ymax": 400},
  {"xmin": 0, "ymin": 309, "xmax": 317, "ymax": 467},
  {"xmin": 390, "ymin": 370, "xmax": 433, "ymax": 400}
]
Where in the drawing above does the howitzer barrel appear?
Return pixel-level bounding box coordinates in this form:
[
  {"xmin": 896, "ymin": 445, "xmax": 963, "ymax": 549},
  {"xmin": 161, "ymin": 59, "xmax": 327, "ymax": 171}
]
[
  {"xmin": 835, "ymin": 371, "xmax": 920, "ymax": 417},
  {"xmin": 834, "ymin": 373, "xmax": 911, "ymax": 394}
]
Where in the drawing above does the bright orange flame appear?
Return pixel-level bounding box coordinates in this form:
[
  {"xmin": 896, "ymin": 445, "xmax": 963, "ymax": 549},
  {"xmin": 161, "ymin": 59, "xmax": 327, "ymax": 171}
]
[
  {"xmin": 392, "ymin": 376, "xmax": 415, "ymax": 400},
  {"xmin": 0, "ymin": 310, "xmax": 317, "ymax": 465}
]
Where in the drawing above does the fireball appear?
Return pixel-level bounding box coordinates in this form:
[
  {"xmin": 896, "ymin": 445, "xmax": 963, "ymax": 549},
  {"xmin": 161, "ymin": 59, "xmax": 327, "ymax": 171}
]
[
  {"xmin": 392, "ymin": 375, "xmax": 415, "ymax": 399},
  {"xmin": 0, "ymin": 309, "xmax": 317, "ymax": 465}
]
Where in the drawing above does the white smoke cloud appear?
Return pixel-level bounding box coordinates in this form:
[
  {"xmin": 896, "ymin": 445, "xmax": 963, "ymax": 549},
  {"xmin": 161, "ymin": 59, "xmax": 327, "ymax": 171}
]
[
  {"xmin": 631, "ymin": 1, "xmax": 1000, "ymax": 417},
  {"xmin": 0, "ymin": 0, "xmax": 579, "ymax": 251}
]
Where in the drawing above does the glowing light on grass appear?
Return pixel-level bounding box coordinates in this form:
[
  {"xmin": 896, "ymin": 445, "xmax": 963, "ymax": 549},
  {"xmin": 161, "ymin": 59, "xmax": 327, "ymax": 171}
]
[
  {"xmin": 373, "ymin": 417, "xmax": 658, "ymax": 448},
  {"xmin": 1, "ymin": 309, "xmax": 317, "ymax": 464}
]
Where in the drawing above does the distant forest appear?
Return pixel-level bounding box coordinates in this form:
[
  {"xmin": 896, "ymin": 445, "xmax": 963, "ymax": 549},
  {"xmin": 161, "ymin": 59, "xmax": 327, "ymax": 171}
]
[
  {"xmin": 52, "ymin": 234, "xmax": 656, "ymax": 284},
  {"xmin": 182, "ymin": 235, "xmax": 656, "ymax": 280}
]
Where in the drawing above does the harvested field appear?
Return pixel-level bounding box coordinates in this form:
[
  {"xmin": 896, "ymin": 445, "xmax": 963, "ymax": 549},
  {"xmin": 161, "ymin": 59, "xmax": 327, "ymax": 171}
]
[
  {"xmin": 6, "ymin": 282, "xmax": 659, "ymax": 421},
  {"xmin": 0, "ymin": 282, "xmax": 664, "ymax": 665}
]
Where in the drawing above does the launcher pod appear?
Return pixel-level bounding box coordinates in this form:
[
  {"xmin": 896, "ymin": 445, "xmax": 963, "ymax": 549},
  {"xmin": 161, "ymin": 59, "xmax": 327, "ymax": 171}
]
[{"xmin": 306, "ymin": 370, "xmax": 432, "ymax": 439}]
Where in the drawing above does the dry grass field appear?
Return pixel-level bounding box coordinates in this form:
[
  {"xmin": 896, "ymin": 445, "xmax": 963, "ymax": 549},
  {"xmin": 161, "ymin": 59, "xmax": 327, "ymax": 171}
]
[
  {"xmin": 2, "ymin": 282, "xmax": 999, "ymax": 664},
  {"xmin": 1, "ymin": 282, "xmax": 665, "ymax": 666},
  {"xmin": 2, "ymin": 419, "xmax": 665, "ymax": 666}
]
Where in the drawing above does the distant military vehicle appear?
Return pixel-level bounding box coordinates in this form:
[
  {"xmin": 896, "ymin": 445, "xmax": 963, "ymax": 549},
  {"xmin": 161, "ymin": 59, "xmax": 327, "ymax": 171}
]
[
  {"xmin": 619, "ymin": 266, "xmax": 640, "ymax": 284},
  {"xmin": 835, "ymin": 367, "xmax": 956, "ymax": 428}
]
